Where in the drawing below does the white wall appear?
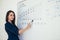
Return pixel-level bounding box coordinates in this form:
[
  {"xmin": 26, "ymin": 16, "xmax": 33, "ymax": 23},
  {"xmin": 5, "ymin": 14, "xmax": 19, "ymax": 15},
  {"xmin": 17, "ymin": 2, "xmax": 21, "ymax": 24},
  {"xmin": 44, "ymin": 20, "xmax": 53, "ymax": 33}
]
[{"xmin": 0, "ymin": 0, "xmax": 21, "ymax": 40}]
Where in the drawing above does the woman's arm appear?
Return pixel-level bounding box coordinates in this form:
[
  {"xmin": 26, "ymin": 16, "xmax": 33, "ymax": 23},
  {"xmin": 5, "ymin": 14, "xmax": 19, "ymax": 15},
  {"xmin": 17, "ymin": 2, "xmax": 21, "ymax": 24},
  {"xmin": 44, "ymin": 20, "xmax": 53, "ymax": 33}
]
[
  {"xmin": 18, "ymin": 23, "xmax": 31, "ymax": 35},
  {"xmin": 5, "ymin": 23, "xmax": 19, "ymax": 36}
]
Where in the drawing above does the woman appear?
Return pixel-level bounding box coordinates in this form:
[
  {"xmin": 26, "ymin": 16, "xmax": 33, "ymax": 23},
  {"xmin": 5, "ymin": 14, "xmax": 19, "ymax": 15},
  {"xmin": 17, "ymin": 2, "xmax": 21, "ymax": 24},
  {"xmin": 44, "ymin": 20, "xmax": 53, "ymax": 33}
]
[{"xmin": 5, "ymin": 10, "xmax": 31, "ymax": 40}]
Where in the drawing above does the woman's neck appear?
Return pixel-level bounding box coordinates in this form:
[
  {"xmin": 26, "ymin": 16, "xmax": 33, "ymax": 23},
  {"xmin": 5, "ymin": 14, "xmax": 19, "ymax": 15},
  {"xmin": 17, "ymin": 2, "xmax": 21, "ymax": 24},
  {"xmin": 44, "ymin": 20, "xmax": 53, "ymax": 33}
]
[{"xmin": 8, "ymin": 20, "xmax": 12, "ymax": 24}]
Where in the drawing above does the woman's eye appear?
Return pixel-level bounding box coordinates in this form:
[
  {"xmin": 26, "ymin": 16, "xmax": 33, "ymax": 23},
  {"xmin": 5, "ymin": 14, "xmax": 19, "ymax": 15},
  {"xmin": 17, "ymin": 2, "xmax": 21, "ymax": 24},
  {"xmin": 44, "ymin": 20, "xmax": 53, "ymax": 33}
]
[
  {"xmin": 10, "ymin": 13, "xmax": 14, "ymax": 16},
  {"xmin": 10, "ymin": 15, "xmax": 12, "ymax": 16}
]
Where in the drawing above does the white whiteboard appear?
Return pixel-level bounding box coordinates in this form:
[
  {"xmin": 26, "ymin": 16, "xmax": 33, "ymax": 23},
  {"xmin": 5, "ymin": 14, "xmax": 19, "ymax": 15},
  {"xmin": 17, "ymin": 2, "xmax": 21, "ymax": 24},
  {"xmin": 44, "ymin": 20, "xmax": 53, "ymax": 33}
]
[{"xmin": 17, "ymin": 0, "xmax": 60, "ymax": 40}]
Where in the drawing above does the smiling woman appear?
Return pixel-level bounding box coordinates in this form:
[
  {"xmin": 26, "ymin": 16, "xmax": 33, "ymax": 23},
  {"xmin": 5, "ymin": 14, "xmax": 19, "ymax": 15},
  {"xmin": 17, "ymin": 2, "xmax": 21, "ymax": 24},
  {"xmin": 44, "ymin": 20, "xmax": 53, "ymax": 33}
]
[{"xmin": 5, "ymin": 10, "xmax": 31, "ymax": 40}]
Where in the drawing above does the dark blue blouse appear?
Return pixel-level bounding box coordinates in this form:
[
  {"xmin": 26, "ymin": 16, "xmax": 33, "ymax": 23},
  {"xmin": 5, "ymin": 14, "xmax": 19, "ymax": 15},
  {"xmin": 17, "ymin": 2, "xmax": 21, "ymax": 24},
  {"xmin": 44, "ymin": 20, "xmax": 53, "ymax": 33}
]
[{"xmin": 5, "ymin": 22, "xmax": 19, "ymax": 40}]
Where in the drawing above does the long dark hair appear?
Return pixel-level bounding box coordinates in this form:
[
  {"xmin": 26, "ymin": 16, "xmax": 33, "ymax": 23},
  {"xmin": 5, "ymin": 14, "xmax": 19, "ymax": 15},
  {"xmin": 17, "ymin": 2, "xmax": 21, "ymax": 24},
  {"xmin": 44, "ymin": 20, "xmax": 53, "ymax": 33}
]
[{"xmin": 6, "ymin": 10, "xmax": 15, "ymax": 25}]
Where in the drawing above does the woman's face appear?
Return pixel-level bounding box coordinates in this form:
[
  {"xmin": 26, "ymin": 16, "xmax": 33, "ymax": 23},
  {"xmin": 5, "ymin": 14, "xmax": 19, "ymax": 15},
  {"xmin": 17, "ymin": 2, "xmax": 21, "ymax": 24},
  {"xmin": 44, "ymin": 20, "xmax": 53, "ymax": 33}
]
[{"xmin": 8, "ymin": 12, "xmax": 14, "ymax": 21}]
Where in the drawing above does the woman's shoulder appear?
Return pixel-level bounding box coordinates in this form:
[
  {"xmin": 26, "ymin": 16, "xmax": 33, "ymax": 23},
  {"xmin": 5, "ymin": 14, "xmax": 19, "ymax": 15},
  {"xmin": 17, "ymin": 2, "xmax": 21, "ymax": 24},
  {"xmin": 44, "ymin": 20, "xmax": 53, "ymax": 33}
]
[
  {"xmin": 5, "ymin": 22, "xmax": 10, "ymax": 25},
  {"xmin": 5, "ymin": 22, "xmax": 11, "ymax": 28}
]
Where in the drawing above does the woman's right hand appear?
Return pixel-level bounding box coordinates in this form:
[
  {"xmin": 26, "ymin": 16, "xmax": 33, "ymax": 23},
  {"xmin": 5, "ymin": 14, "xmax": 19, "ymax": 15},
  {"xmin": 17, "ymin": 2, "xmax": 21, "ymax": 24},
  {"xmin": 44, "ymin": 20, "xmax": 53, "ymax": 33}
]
[
  {"xmin": 26, "ymin": 23, "xmax": 31, "ymax": 30},
  {"xmin": 18, "ymin": 23, "xmax": 31, "ymax": 35}
]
